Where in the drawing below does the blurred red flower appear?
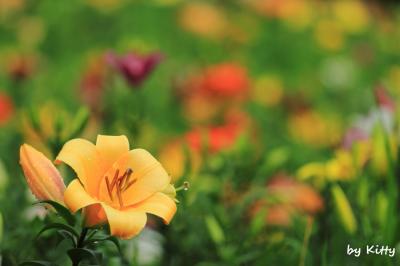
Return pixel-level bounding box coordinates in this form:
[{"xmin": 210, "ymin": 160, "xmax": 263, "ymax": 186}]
[
  {"xmin": 201, "ymin": 63, "xmax": 249, "ymax": 98},
  {"xmin": 185, "ymin": 113, "xmax": 247, "ymax": 153},
  {"xmin": 106, "ymin": 51, "xmax": 163, "ymax": 87},
  {"xmin": 176, "ymin": 63, "xmax": 250, "ymax": 123},
  {"xmin": 0, "ymin": 93, "xmax": 14, "ymax": 125}
]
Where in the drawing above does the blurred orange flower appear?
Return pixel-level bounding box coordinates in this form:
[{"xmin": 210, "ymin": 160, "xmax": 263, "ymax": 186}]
[
  {"xmin": 251, "ymin": 175, "xmax": 323, "ymax": 226},
  {"xmin": 56, "ymin": 135, "xmax": 177, "ymax": 239}
]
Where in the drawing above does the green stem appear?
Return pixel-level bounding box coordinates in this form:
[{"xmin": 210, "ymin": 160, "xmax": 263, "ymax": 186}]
[
  {"xmin": 77, "ymin": 227, "xmax": 89, "ymax": 248},
  {"xmin": 71, "ymin": 228, "xmax": 89, "ymax": 266}
]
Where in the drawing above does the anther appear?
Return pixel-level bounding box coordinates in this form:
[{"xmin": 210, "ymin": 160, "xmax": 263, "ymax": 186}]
[
  {"xmin": 124, "ymin": 178, "xmax": 137, "ymax": 190},
  {"xmin": 105, "ymin": 168, "xmax": 135, "ymax": 208},
  {"xmin": 105, "ymin": 176, "xmax": 113, "ymax": 200},
  {"xmin": 116, "ymin": 179, "xmax": 123, "ymax": 208}
]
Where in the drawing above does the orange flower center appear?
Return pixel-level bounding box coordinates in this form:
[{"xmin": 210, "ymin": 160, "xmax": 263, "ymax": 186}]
[{"xmin": 105, "ymin": 168, "xmax": 136, "ymax": 208}]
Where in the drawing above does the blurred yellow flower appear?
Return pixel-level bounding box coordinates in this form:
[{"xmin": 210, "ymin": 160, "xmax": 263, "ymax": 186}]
[
  {"xmin": 297, "ymin": 142, "xmax": 370, "ymax": 186},
  {"xmin": 17, "ymin": 16, "xmax": 46, "ymax": 49},
  {"xmin": 288, "ymin": 110, "xmax": 342, "ymax": 147},
  {"xmin": 251, "ymin": 75, "xmax": 283, "ymax": 107},
  {"xmin": 179, "ymin": 2, "xmax": 228, "ymax": 39},
  {"xmin": 314, "ymin": 19, "xmax": 344, "ymax": 51},
  {"xmin": 85, "ymin": 0, "xmax": 124, "ymax": 12},
  {"xmin": 158, "ymin": 140, "xmax": 201, "ymax": 183},
  {"xmin": 57, "ymin": 135, "xmax": 177, "ymax": 239},
  {"xmin": 325, "ymin": 149, "xmax": 357, "ymax": 181},
  {"xmin": 332, "ymin": 1, "xmax": 370, "ymax": 34}
]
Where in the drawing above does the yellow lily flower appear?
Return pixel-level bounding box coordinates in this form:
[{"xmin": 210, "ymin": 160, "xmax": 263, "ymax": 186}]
[
  {"xmin": 55, "ymin": 135, "xmax": 177, "ymax": 239},
  {"xmin": 20, "ymin": 144, "xmax": 66, "ymax": 203}
]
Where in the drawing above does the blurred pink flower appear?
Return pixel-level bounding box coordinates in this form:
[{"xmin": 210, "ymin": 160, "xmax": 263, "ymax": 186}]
[
  {"xmin": 342, "ymin": 127, "xmax": 369, "ymax": 149},
  {"xmin": 106, "ymin": 51, "xmax": 163, "ymax": 87},
  {"xmin": 343, "ymin": 86, "xmax": 395, "ymax": 149}
]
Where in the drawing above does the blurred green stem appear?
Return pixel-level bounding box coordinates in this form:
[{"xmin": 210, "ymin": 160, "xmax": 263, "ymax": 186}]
[{"xmin": 299, "ymin": 217, "xmax": 313, "ymax": 266}]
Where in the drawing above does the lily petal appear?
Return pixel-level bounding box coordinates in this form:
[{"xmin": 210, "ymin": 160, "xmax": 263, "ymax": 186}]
[
  {"xmin": 83, "ymin": 204, "xmax": 107, "ymax": 227},
  {"xmin": 101, "ymin": 203, "xmax": 147, "ymax": 239},
  {"xmin": 96, "ymin": 135, "xmax": 129, "ymax": 172},
  {"xmin": 64, "ymin": 179, "xmax": 99, "ymax": 213},
  {"xmin": 55, "ymin": 139, "xmax": 105, "ymax": 196},
  {"xmin": 99, "ymin": 149, "xmax": 171, "ymax": 206},
  {"xmin": 132, "ymin": 192, "xmax": 177, "ymax": 224},
  {"xmin": 20, "ymin": 144, "xmax": 65, "ymax": 203}
]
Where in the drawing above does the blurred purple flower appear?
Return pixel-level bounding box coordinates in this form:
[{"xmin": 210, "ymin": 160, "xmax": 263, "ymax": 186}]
[{"xmin": 106, "ymin": 51, "xmax": 164, "ymax": 87}]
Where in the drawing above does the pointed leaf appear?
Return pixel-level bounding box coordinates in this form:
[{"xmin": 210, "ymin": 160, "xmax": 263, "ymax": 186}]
[
  {"xmin": 67, "ymin": 248, "xmax": 102, "ymax": 265},
  {"xmin": 57, "ymin": 230, "xmax": 77, "ymax": 247},
  {"xmin": 37, "ymin": 223, "xmax": 79, "ymax": 240},
  {"xmin": 84, "ymin": 236, "xmax": 121, "ymax": 253},
  {"xmin": 19, "ymin": 260, "xmax": 56, "ymax": 266},
  {"xmin": 35, "ymin": 200, "xmax": 76, "ymax": 226},
  {"xmin": 205, "ymin": 215, "xmax": 225, "ymax": 245}
]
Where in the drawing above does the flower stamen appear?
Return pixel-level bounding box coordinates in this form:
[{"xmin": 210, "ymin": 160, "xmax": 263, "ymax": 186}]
[{"xmin": 105, "ymin": 168, "xmax": 135, "ymax": 208}]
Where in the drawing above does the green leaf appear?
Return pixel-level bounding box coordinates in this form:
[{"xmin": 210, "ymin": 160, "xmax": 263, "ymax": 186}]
[
  {"xmin": 19, "ymin": 260, "xmax": 56, "ymax": 266},
  {"xmin": 205, "ymin": 215, "xmax": 225, "ymax": 245},
  {"xmin": 67, "ymin": 248, "xmax": 102, "ymax": 265},
  {"xmin": 37, "ymin": 223, "xmax": 79, "ymax": 240},
  {"xmin": 0, "ymin": 211, "xmax": 3, "ymax": 243},
  {"xmin": 84, "ymin": 236, "xmax": 121, "ymax": 253},
  {"xmin": 57, "ymin": 230, "xmax": 77, "ymax": 247},
  {"xmin": 0, "ymin": 159, "xmax": 9, "ymax": 193},
  {"xmin": 27, "ymin": 107, "xmax": 42, "ymax": 134},
  {"xmin": 35, "ymin": 200, "xmax": 76, "ymax": 226},
  {"xmin": 68, "ymin": 107, "xmax": 89, "ymax": 139}
]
